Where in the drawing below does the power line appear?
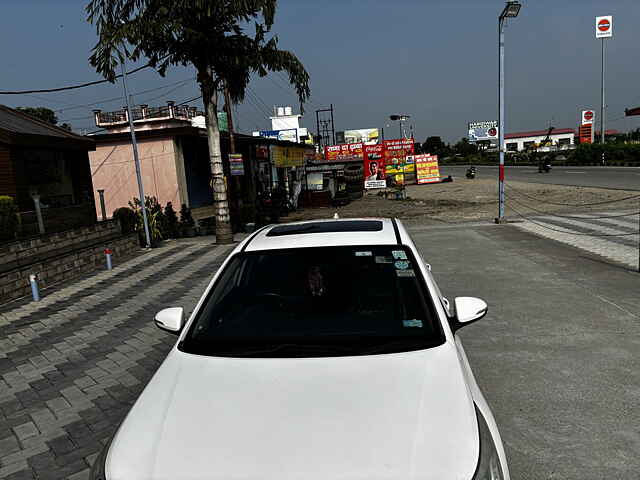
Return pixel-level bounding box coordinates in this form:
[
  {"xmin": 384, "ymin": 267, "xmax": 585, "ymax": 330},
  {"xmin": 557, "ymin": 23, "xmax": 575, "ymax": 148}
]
[
  {"xmin": 54, "ymin": 77, "xmax": 195, "ymax": 113},
  {"xmin": 247, "ymin": 86, "xmax": 273, "ymax": 116},
  {"xmin": 0, "ymin": 64, "xmax": 150, "ymax": 95},
  {"xmin": 177, "ymin": 94, "xmax": 203, "ymax": 105}
]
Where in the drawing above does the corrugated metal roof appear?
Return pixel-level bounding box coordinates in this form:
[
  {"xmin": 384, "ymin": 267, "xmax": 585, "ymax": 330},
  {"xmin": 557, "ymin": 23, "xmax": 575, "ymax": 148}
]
[{"xmin": 0, "ymin": 104, "xmax": 93, "ymax": 143}]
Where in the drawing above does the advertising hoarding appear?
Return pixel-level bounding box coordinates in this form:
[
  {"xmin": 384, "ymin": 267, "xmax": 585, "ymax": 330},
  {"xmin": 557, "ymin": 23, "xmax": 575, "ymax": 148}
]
[
  {"xmin": 324, "ymin": 142, "xmax": 364, "ymax": 162},
  {"xmin": 271, "ymin": 145, "xmax": 305, "ymax": 167},
  {"xmin": 383, "ymin": 139, "xmax": 415, "ymax": 177},
  {"xmin": 229, "ymin": 153, "xmax": 244, "ymax": 176},
  {"xmin": 596, "ymin": 16, "xmax": 612, "ymax": 39},
  {"xmin": 415, "ymin": 154, "xmax": 440, "ymax": 184},
  {"xmin": 468, "ymin": 121, "xmax": 498, "ymax": 143},
  {"xmin": 344, "ymin": 128, "xmax": 380, "ymax": 145},
  {"xmin": 363, "ymin": 144, "xmax": 386, "ymax": 189},
  {"xmin": 258, "ymin": 129, "xmax": 299, "ymax": 143}
]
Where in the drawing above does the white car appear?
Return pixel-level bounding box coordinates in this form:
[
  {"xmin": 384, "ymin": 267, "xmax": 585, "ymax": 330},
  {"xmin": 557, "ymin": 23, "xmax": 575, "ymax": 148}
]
[{"xmin": 91, "ymin": 218, "xmax": 509, "ymax": 480}]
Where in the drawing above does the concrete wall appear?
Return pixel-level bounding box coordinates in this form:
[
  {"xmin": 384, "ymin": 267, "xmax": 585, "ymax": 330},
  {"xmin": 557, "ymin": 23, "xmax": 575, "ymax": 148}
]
[
  {"xmin": 0, "ymin": 221, "xmax": 139, "ymax": 304},
  {"xmin": 89, "ymin": 137, "xmax": 184, "ymax": 218}
]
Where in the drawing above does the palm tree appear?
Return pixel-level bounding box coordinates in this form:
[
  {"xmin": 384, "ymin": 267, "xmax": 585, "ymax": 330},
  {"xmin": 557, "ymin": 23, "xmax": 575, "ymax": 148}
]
[{"xmin": 87, "ymin": 0, "xmax": 310, "ymax": 243}]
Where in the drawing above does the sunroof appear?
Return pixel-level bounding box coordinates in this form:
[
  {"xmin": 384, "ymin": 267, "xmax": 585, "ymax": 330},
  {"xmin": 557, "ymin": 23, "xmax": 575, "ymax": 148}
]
[{"xmin": 267, "ymin": 220, "xmax": 383, "ymax": 237}]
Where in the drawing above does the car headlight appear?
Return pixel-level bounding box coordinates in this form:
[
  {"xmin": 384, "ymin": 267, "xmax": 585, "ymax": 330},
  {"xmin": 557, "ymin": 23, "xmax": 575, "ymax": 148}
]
[
  {"xmin": 471, "ymin": 406, "xmax": 505, "ymax": 480},
  {"xmin": 89, "ymin": 439, "xmax": 111, "ymax": 480}
]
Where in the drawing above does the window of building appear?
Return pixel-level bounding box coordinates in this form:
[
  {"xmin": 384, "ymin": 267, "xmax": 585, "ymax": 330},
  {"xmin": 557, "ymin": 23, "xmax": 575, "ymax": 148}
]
[
  {"xmin": 558, "ymin": 138, "xmax": 571, "ymax": 146},
  {"xmin": 523, "ymin": 141, "xmax": 536, "ymax": 150},
  {"xmin": 506, "ymin": 143, "xmax": 518, "ymax": 152}
]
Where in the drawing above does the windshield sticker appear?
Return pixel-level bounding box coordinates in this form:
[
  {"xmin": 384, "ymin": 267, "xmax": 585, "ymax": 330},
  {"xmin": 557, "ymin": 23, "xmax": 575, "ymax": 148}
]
[
  {"xmin": 375, "ymin": 256, "xmax": 393, "ymax": 264},
  {"xmin": 355, "ymin": 251, "xmax": 372, "ymax": 257},
  {"xmin": 394, "ymin": 260, "xmax": 409, "ymax": 270},
  {"xmin": 403, "ymin": 319, "xmax": 423, "ymax": 328},
  {"xmin": 396, "ymin": 270, "xmax": 415, "ymax": 278},
  {"xmin": 392, "ymin": 250, "xmax": 407, "ymax": 260}
]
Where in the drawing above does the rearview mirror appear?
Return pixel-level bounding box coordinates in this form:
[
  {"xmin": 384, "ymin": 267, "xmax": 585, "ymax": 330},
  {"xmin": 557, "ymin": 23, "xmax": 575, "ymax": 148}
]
[
  {"xmin": 451, "ymin": 297, "xmax": 488, "ymax": 332},
  {"xmin": 154, "ymin": 307, "xmax": 185, "ymax": 335}
]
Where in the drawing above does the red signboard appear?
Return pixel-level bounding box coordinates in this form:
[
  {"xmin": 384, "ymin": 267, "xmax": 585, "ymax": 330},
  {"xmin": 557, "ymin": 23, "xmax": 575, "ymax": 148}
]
[
  {"xmin": 363, "ymin": 144, "xmax": 386, "ymax": 189},
  {"xmin": 578, "ymin": 124, "xmax": 593, "ymax": 144},
  {"xmin": 324, "ymin": 142, "xmax": 364, "ymax": 162},
  {"xmin": 598, "ymin": 19, "xmax": 610, "ymax": 31},
  {"xmin": 415, "ymin": 154, "xmax": 440, "ymax": 184}
]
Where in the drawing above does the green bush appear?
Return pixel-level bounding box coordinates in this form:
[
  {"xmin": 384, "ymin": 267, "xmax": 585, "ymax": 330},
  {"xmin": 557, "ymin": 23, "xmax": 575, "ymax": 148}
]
[
  {"xmin": 113, "ymin": 207, "xmax": 137, "ymax": 234},
  {"xmin": 163, "ymin": 202, "xmax": 180, "ymax": 238},
  {"xmin": 0, "ymin": 196, "xmax": 20, "ymax": 241},
  {"xmin": 570, "ymin": 143, "xmax": 640, "ymax": 165}
]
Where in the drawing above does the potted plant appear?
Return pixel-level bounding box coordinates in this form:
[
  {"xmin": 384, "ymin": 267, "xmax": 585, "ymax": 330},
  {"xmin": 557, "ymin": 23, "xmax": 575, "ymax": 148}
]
[
  {"xmin": 164, "ymin": 202, "xmax": 180, "ymax": 238},
  {"xmin": 179, "ymin": 204, "xmax": 195, "ymax": 237}
]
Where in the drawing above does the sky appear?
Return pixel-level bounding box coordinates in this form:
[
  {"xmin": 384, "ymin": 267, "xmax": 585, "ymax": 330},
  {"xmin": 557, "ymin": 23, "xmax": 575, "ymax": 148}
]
[{"xmin": 1, "ymin": 0, "xmax": 640, "ymax": 143}]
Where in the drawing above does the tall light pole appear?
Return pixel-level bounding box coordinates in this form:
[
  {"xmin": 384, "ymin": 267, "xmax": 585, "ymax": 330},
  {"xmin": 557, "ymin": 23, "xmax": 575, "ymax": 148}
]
[
  {"xmin": 496, "ymin": 1, "xmax": 522, "ymax": 223},
  {"xmin": 120, "ymin": 58, "xmax": 151, "ymax": 248}
]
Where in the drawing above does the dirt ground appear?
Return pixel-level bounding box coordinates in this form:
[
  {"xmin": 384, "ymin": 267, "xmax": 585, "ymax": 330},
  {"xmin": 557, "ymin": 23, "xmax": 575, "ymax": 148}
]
[{"xmin": 285, "ymin": 178, "xmax": 640, "ymax": 225}]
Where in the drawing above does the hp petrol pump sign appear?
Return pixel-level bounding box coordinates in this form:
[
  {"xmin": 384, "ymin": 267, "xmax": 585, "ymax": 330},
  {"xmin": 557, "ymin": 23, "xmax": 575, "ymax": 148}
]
[
  {"xmin": 582, "ymin": 110, "xmax": 594, "ymax": 125},
  {"xmin": 596, "ymin": 16, "xmax": 612, "ymax": 38}
]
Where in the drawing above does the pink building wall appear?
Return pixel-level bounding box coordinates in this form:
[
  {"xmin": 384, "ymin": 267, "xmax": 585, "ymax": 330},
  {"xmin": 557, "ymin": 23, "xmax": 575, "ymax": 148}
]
[{"xmin": 89, "ymin": 137, "xmax": 184, "ymax": 218}]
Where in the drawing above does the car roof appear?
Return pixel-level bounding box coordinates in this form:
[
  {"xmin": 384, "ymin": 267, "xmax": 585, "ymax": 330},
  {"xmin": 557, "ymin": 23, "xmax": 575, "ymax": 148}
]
[{"xmin": 242, "ymin": 218, "xmax": 401, "ymax": 252}]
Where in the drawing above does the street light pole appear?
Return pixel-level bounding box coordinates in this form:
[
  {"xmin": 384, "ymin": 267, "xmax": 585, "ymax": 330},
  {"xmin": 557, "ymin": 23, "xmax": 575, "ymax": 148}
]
[
  {"xmin": 120, "ymin": 59, "xmax": 151, "ymax": 248},
  {"xmin": 496, "ymin": 1, "xmax": 521, "ymax": 223}
]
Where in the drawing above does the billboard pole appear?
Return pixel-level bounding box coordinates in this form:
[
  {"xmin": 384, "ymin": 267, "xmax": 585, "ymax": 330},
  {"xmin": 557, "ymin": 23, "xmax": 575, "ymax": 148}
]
[{"xmin": 600, "ymin": 37, "xmax": 606, "ymax": 146}]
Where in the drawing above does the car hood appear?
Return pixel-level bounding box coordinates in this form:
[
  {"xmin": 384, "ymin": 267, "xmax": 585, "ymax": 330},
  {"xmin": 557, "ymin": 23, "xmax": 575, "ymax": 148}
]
[{"xmin": 107, "ymin": 343, "xmax": 479, "ymax": 480}]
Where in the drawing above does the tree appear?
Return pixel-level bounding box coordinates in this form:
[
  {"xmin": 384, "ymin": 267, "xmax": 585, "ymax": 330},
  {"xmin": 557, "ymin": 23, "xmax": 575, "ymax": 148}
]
[
  {"xmin": 16, "ymin": 107, "xmax": 59, "ymax": 125},
  {"xmin": 453, "ymin": 137, "xmax": 478, "ymax": 156},
  {"xmin": 422, "ymin": 136, "xmax": 451, "ymax": 158},
  {"xmin": 15, "ymin": 107, "xmax": 73, "ymax": 132},
  {"xmin": 86, "ymin": 0, "xmax": 310, "ymax": 244}
]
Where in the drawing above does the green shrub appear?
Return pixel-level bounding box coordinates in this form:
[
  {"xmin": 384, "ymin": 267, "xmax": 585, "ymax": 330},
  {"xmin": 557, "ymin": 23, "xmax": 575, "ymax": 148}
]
[
  {"xmin": 113, "ymin": 207, "xmax": 137, "ymax": 234},
  {"xmin": 0, "ymin": 196, "xmax": 20, "ymax": 241},
  {"xmin": 179, "ymin": 204, "xmax": 194, "ymax": 227},
  {"xmin": 163, "ymin": 202, "xmax": 180, "ymax": 238}
]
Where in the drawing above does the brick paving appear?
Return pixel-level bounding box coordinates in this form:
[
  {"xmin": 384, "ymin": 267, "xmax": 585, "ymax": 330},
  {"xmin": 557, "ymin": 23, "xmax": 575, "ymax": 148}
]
[
  {"xmin": 0, "ymin": 238, "xmax": 233, "ymax": 480},
  {"xmin": 514, "ymin": 211, "xmax": 640, "ymax": 270}
]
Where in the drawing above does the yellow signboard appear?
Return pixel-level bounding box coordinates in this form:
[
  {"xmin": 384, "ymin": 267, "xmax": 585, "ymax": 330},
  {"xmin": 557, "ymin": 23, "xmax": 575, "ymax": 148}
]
[{"xmin": 271, "ymin": 145, "xmax": 305, "ymax": 168}]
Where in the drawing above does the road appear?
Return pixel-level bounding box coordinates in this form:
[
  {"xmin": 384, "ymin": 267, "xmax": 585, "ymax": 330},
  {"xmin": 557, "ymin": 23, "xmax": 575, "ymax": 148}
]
[{"xmin": 440, "ymin": 165, "xmax": 640, "ymax": 191}]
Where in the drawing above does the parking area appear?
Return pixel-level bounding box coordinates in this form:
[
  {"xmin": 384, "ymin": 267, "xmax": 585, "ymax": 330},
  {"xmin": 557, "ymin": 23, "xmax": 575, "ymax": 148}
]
[
  {"xmin": 411, "ymin": 223, "xmax": 640, "ymax": 479},
  {"xmin": 1, "ymin": 225, "xmax": 639, "ymax": 479}
]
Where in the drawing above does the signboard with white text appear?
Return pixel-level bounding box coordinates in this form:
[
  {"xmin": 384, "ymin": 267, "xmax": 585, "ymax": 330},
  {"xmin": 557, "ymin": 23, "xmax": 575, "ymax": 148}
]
[
  {"xmin": 468, "ymin": 121, "xmax": 498, "ymax": 143},
  {"xmin": 415, "ymin": 154, "xmax": 441, "ymax": 184},
  {"xmin": 596, "ymin": 16, "xmax": 612, "ymax": 39}
]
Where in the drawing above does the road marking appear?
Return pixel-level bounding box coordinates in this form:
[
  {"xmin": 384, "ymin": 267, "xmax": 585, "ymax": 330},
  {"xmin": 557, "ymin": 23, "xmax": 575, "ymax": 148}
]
[
  {"xmin": 596, "ymin": 295, "xmax": 640, "ymax": 320},
  {"xmin": 565, "ymin": 171, "xmax": 586, "ymax": 174}
]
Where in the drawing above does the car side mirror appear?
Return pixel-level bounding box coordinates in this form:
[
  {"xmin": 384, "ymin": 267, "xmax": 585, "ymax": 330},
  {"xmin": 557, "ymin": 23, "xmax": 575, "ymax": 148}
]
[
  {"xmin": 451, "ymin": 297, "xmax": 488, "ymax": 332},
  {"xmin": 154, "ymin": 307, "xmax": 185, "ymax": 335}
]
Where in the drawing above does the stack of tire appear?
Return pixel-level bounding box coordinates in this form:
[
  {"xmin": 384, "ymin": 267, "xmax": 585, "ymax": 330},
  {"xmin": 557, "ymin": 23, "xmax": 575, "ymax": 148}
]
[{"xmin": 343, "ymin": 164, "xmax": 364, "ymax": 201}]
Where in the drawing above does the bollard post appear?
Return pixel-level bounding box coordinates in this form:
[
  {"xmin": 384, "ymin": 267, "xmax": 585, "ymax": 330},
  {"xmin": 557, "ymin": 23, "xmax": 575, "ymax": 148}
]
[
  {"xmin": 29, "ymin": 274, "xmax": 40, "ymax": 301},
  {"xmin": 104, "ymin": 248, "xmax": 113, "ymax": 270},
  {"xmin": 97, "ymin": 189, "xmax": 107, "ymax": 221},
  {"xmin": 31, "ymin": 194, "xmax": 45, "ymax": 235}
]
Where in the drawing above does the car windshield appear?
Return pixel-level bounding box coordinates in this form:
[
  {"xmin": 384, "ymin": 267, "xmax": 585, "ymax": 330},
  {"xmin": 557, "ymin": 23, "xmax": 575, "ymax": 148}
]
[{"xmin": 180, "ymin": 245, "xmax": 444, "ymax": 357}]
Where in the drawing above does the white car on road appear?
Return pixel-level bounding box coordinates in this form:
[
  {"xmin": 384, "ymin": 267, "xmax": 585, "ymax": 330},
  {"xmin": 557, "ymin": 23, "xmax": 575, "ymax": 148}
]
[{"xmin": 91, "ymin": 218, "xmax": 509, "ymax": 480}]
